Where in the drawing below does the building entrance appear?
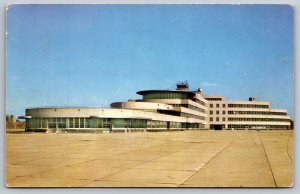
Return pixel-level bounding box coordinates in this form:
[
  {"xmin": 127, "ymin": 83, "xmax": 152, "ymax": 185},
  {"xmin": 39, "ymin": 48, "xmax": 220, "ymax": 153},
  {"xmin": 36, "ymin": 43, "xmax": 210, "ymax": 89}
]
[{"xmin": 211, "ymin": 124, "xmax": 223, "ymax": 130}]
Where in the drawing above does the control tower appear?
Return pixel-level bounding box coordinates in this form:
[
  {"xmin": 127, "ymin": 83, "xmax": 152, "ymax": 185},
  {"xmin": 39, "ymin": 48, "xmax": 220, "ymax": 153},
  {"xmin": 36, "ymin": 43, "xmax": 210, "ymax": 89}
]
[{"xmin": 176, "ymin": 81, "xmax": 189, "ymax": 91}]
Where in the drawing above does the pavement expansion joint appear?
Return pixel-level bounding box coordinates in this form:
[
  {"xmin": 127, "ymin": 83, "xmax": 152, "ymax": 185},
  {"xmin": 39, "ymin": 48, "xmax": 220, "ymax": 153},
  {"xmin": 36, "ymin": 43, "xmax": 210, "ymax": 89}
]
[
  {"xmin": 179, "ymin": 141, "xmax": 234, "ymax": 186},
  {"xmin": 259, "ymin": 134, "xmax": 277, "ymax": 187},
  {"xmin": 6, "ymin": 131, "xmax": 294, "ymax": 187}
]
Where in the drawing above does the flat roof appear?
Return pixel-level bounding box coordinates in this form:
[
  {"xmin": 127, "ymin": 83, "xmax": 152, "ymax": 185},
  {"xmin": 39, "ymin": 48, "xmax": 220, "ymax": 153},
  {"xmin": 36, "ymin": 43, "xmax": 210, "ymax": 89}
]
[
  {"xmin": 137, "ymin": 90, "xmax": 195, "ymax": 96},
  {"xmin": 26, "ymin": 106, "xmax": 109, "ymax": 110}
]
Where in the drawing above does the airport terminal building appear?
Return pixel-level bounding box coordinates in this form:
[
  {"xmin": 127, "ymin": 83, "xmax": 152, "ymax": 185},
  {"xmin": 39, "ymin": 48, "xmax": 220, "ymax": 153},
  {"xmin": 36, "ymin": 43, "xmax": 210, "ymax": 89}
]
[{"xmin": 21, "ymin": 82, "xmax": 292, "ymax": 132}]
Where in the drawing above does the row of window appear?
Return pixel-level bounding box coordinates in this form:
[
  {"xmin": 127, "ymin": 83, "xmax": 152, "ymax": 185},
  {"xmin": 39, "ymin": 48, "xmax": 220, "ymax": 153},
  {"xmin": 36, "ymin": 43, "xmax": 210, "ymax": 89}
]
[
  {"xmin": 181, "ymin": 123, "xmax": 205, "ymax": 129},
  {"xmin": 147, "ymin": 120, "xmax": 168, "ymax": 128},
  {"xmin": 26, "ymin": 117, "xmax": 205, "ymax": 129},
  {"xmin": 210, "ymin": 110, "xmax": 226, "ymax": 115},
  {"xmin": 183, "ymin": 104, "xmax": 206, "ymax": 113},
  {"xmin": 68, "ymin": 118, "xmax": 88, "ymax": 128},
  {"xmin": 195, "ymin": 99, "xmax": 206, "ymax": 106},
  {"xmin": 142, "ymin": 92, "xmax": 191, "ymax": 100},
  {"xmin": 228, "ymin": 104, "xmax": 269, "ymax": 108},
  {"xmin": 157, "ymin": 107, "xmax": 206, "ymax": 121},
  {"xmin": 210, "ymin": 117, "xmax": 226, "ymax": 122},
  {"xmin": 169, "ymin": 122, "xmax": 182, "ymax": 128},
  {"xmin": 172, "ymin": 104, "xmax": 206, "ymax": 113},
  {"xmin": 228, "ymin": 111, "xmax": 287, "ymax": 116},
  {"xmin": 27, "ymin": 117, "xmax": 147, "ymax": 129},
  {"xmin": 141, "ymin": 92, "xmax": 207, "ymax": 106},
  {"xmin": 181, "ymin": 113, "xmax": 206, "ymax": 120},
  {"xmin": 205, "ymin": 98, "xmax": 223, "ymax": 101},
  {"xmin": 228, "ymin": 118, "xmax": 290, "ymax": 122},
  {"xmin": 210, "ymin": 104, "xmax": 269, "ymax": 109},
  {"xmin": 210, "ymin": 117, "xmax": 290, "ymax": 122},
  {"xmin": 227, "ymin": 124, "xmax": 290, "ymax": 130},
  {"xmin": 209, "ymin": 104, "xmax": 226, "ymax": 108},
  {"xmin": 210, "ymin": 110, "xmax": 288, "ymax": 116}
]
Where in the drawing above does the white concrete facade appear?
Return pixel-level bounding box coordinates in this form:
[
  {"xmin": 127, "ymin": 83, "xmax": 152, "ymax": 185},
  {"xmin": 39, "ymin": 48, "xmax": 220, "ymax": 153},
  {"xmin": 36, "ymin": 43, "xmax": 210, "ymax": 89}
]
[
  {"xmin": 204, "ymin": 95, "xmax": 291, "ymax": 130},
  {"xmin": 22, "ymin": 83, "xmax": 292, "ymax": 132}
]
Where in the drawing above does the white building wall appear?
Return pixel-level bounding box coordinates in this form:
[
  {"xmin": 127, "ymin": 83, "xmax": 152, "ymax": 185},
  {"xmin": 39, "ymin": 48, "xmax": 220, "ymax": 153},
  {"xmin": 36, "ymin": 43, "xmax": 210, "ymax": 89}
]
[{"xmin": 205, "ymin": 96, "xmax": 291, "ymax": 129}]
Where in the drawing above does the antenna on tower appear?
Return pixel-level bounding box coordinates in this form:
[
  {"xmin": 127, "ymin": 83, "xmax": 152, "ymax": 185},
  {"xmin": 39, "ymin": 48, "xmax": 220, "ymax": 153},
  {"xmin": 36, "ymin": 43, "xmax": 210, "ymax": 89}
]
[{"xmin": 176, "ymin": 81, "xmax": 189, "ymax": 91}]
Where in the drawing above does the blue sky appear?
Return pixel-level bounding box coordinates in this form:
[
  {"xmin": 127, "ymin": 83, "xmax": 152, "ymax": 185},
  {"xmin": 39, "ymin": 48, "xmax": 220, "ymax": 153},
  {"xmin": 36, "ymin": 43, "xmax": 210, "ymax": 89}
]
[{"xmin": 6, "ymin": 4, "xmax": 294, "ymax": 119}]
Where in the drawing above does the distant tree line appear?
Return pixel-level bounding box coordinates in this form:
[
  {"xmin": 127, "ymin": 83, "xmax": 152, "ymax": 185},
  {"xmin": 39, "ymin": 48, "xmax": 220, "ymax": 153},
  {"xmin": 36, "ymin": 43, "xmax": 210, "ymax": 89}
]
[{"xmin": 6, "ymin": 114, "xmax": 25, "ymax": 130}]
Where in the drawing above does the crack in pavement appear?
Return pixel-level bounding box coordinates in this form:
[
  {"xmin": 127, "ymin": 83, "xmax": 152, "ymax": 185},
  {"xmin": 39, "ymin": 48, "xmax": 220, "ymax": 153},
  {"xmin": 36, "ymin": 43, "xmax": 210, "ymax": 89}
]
[
  {"xmin": 286, "ymin": 137, "xmax": 293, "ymax": 162},
  {"xmin": 82, "ymin": 142, "xmax": 197, "ymax": 186},
  {"xmin": 179, "ymin": 141, "xmax": 234, "ymax": 186},
  {"xmin": 258, "ymin": 134, "xmax": 277, "ymax": 187}
]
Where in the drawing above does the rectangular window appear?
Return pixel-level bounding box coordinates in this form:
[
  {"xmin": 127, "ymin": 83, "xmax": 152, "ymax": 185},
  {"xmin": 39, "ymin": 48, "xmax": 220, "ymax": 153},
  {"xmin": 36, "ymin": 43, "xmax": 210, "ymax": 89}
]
[
  {"xmin": 222, "ymin": 111, "xmax": 226, "ymax": 114},
  {"xmin": 216, "ymin": 111, "xmax": 219, "ymax": 114},
  {"xmin": 216, "ymin": 117, "xmax": 219, "ymax": 122},
  {"xmin": 223, "ymin": 104, "xmax": 226, "ymax": 108},
  {"xmin": 60, "ymin": 118, "xmax": 66, "ymax": 128},
  {"xmin": 69, "ymin": 118, "xmax": 73, "ymax": 128},
  {"xmin": 222, "ymin": 117, "xmax": 226, "ymax": 122},
  {"xmin": 216, "ymin": 104, "xmax": 219, "ymax": 108},
  {"xmin": 210, "ymin": 118, "xmax": 213, "ymax": 122},
  {"xmin": 97, "ymin": 118, "xmax": 103, "ymax": 128},
  {"xmin": 88, "ymin": 118, "xmax": 97, "ymax": 128},
  {"xmin": 75, "ymin": 118, "xmax": 79, "ymax": 128},
  {"xmin": 41, "ymin": 118, "xmax": 46, "ymax": 128},
  {"xmin": 112, "ymin": 118, "xmax": 125, "ymax": 128},
  {"xmin": 210, "ymin": 104, "xmax": 213, "ymax": 108},
  {"xmin": 210, "ymin": 110, "xmax": 213, "ymax": 114},
  {"xmin": 80, "ymin": 118, "xmax": 85, "ymax": 128},
  {"xmin": 102, "ymin": 118, "xmax": 111, "ymax": 128}
]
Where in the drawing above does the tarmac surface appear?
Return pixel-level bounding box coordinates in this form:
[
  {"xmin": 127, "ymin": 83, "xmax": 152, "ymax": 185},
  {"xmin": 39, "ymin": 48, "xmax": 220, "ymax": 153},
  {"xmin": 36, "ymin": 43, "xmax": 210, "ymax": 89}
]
[{"xmin": 6, "ymin": 130, "xmax": 294, "ymax": 187}]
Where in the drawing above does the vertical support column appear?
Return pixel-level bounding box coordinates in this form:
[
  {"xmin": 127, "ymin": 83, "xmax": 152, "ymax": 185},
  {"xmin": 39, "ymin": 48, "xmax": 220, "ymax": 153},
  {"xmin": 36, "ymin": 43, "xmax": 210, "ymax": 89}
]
[
  {"xmin": 55, "ymin": 118, "xmax": 59, "ymax": 133},
  {"xmin": 66, "ymin": 118, "xmax": 69, "ymax": 129}
]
